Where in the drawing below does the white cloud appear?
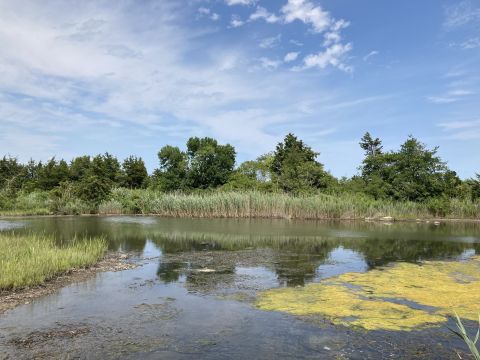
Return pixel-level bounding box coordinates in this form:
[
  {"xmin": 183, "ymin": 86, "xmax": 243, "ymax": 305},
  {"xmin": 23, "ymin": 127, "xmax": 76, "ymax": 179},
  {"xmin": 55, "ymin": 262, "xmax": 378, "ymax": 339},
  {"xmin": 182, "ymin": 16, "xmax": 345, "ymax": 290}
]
[
  {"xmin": 230, "ymin": 15, "xmax": 244, "ymax": 28},
  {"xmin": 259, "ymin": 34, "xmax": 281, "ymax": 49},
  {"xmin": 296, "ymin": 43, "xmax": 353, "ymax": 72},
  {"xmin": 197, "ymin": 7, "xmax": 220, "ymax": 21},
  {"xmin": 281, "ymin": 0, "xmax": 332, "ymax": 33},
  {"xmin": 284, "ymin": 52, "xmax": 299, "ymax": 62},
  {"xmin": 259, "ymin": 57, "xmax": 282, "ymax": 70},
  {"xmin": 225, "ymin": 0, "xmax": 256, "ymax": 6},
  {"xmin": 198, "ymin": 7, "xmax": 210, "ymax": 15},
  {"xmin": 363, "ymin": 50, "xmax": 379, "ymax": 61},
  {"xmin": 323, "ymin": 19, "xmax": 349, "ymax": 46},
  {"xmin": 249, "ymin": 6, "xmax": 280, "ymax": 24}
]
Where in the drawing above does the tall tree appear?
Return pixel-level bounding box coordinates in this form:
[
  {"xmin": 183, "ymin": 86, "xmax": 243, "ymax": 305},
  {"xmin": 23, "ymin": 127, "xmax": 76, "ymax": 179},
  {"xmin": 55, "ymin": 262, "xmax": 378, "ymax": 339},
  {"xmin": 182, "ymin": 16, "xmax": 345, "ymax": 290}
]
[
  {"xmin": 186, "ymin": 137, "xmax": 236, "ymax": 189},
  {"xmin": 271, "ymin": 133, "xmax": 330, "ymax": 193},
  {"xmin": 359, "ymin": 132, "xmax": 383, "ymax": 157},
  {"xmin": 155, "ymin": 145, "xmax": 188, "ymax": 191},
  {"xmin": 37, "ymin": 158, "xmax": 70, "ymax": 190},
  {"xmin": 122, "ymin": 156, "xmax": 148, "ymax": 188}
]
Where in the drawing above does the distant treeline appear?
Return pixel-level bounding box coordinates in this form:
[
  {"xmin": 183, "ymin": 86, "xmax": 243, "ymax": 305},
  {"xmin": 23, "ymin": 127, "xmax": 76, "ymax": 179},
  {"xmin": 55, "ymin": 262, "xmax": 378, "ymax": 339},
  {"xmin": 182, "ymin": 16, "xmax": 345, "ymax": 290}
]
[{"xmin": 1, "ymin": 133, "xmax": 479, "ymax": 213}]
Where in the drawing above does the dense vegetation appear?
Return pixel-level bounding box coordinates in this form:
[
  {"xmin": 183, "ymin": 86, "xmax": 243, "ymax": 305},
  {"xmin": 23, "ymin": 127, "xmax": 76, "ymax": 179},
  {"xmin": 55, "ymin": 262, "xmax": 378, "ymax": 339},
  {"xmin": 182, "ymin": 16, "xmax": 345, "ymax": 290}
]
[
  {"xmin": 0, "ymin": 233, "xmax": 107, "ymax": 289},
  {"xmin": 0, "ymin": 133, "xmax": 479, "ymax": 218}
]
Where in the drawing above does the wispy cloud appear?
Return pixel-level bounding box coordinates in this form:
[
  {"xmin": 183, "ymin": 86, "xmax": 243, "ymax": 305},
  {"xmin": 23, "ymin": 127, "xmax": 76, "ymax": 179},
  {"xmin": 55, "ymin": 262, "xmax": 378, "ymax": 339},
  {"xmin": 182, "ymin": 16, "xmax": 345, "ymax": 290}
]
[
  {"xmin": 438, "ymin": 119, "xmax": 480, "ymax": 140},
  {"xmin": 259, "ymin": 34, "xmax": 281, "ymax": 49},
  {"xmin": 363, "ymin": 50, "xmax": 379, "ymax": 61},
  {"xmin": 427, "ymin": 89, "xmax": 474, "ymax": 104},
  {"xmin": 225, "ymin": 0, "xmax": 256, "ymax": 6},
  {"xmin": 249, "ymin": 6, "xmax": 280, "ymax": 23},
  {"xmin": 444, "ymin": 0, "xmax": 480, "ymax": 28}
]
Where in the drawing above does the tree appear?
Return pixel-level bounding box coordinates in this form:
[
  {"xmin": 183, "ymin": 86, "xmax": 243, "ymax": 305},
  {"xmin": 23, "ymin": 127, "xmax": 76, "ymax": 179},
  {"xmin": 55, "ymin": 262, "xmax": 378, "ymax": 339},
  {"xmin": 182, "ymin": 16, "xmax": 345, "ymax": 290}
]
[
  {"xmin": 0, "ymin": 156, "xmax": 25, "ymax": 193},
  {"xmin": 359, "ymin": 135, "xmax": 459, "ymax": 201},
  {"xmin": 37, "ymin": 158, "xmax": 70, "ymax": 190},
  {"xmin": 90, "ymin": 153, "xmax": 122, "ymax": 186},
  {"xmin": 186, "ymin": 137, "xmax": 236, "ymax": 189},
  {"xmin": 122, "ymin": 156, "xmax": 148, "ymax": 188},
  {"xmin": 75, "ymin": 175, "xmax": 112, "ymax": 206},
  {"xmin": 70, "ymin": 156, "xmax": 91, "ymax": 182},
  {"xmin": 271, "ymin": 133, "xmax": 329, "ymax": 193},
  {"xmin": 359, "ymin": 132, "xmax": 383, "ymax": 157},
  {"xmin": 155, "ymin": 145, "xmax": 188, "ymax": 191},
  {"xmin": 470, "ymin": 174, "xmax": 480, "ymax": 201}
]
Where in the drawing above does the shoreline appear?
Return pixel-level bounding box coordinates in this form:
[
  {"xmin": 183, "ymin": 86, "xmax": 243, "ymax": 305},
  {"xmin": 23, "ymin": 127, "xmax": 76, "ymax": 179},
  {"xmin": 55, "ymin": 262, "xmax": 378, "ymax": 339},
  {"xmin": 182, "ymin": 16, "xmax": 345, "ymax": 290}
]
[
  {"xmin": 0, "ymin": 251, "xmax": 137, "ymax": 315},
  {"xmin": 1, "ymin": 212, "xmax": 479, "ymax": 223}
]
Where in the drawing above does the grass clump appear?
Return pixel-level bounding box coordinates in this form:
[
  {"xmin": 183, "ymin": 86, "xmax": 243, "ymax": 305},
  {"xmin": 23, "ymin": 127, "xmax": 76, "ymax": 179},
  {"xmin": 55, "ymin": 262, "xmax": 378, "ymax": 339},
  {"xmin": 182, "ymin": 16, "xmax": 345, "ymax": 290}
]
[{"xmin": 0, "ymin": 233, "xmax": 107, "ymax": 290}]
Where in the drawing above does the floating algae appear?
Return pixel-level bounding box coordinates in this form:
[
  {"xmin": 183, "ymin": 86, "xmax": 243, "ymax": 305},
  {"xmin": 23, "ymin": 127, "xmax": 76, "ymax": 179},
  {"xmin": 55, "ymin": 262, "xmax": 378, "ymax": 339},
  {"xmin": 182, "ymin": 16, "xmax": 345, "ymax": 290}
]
[{"xmin": 256, "ymin": 256, "xmax": 480, "ymax": 331}]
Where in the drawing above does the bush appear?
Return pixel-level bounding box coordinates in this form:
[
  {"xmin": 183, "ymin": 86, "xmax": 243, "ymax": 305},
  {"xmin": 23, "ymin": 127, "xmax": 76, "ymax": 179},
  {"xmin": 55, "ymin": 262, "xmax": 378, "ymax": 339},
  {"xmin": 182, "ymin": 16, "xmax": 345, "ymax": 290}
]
[{"xmin": 427, "ymin": 197, "xmax": 452, "ymax": 217}]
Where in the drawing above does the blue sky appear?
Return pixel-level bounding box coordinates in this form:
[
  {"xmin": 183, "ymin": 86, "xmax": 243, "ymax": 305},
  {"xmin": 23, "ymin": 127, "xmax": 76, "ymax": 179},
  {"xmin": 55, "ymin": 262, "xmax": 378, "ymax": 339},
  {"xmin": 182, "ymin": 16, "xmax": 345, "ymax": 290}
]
[{"xmin": 0, "ymin": 0, "xmax": 479, "ymax": 178}]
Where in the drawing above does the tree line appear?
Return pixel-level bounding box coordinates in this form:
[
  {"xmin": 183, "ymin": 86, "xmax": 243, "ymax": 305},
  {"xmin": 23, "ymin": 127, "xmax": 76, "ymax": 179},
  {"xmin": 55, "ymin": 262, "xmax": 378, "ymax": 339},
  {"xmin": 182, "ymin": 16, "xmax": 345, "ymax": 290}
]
[{"xmin": 1, "ymin": 133, "xmax": 479, "ymax": 207}]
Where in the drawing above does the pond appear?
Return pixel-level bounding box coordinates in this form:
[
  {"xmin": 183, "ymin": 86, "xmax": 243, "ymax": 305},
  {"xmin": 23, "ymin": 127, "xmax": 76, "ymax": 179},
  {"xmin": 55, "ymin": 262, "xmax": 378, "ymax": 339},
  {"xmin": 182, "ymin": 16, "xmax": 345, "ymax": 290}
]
[{"xmin": 1, "ymin": 216, "xmax": 480, "ymax": 359}]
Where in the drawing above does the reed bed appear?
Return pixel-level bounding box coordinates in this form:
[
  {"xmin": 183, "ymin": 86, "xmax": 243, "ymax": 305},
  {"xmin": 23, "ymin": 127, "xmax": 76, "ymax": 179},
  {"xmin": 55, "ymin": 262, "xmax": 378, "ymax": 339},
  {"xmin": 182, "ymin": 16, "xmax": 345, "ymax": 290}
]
[
  {"xmin": 99, "ymin": 189, "xmax": 480, "ymax": 220},
  {"xmin": 0, "ymin": 233, "xmax": 107, "ymax": 290},
  {"xmin": 2, "ymin": 189, "xmax": 479, "ymax": 219}
]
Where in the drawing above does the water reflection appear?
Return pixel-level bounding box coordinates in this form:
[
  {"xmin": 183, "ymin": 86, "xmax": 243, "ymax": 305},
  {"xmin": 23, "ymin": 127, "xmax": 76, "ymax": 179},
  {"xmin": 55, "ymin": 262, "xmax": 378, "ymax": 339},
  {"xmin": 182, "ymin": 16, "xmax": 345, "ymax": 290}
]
[{"xmin": 3, "ymin": 216, "xmax": 480, "ymax": 288}]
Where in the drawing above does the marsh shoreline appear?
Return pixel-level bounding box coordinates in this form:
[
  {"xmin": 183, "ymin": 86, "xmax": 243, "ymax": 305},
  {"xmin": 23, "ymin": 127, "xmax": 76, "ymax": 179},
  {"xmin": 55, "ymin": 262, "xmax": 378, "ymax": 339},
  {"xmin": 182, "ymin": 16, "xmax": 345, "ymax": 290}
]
[{"xmin": 0, "ymin": 251, "xmax": 137, "ymax": 315}]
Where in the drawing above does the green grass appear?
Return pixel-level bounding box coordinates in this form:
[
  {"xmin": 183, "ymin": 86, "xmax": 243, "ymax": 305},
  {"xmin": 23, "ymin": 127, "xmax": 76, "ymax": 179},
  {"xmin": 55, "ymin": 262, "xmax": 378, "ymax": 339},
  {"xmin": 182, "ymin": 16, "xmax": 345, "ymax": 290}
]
[
  {"xmin": 0, "ymin": 233, "xmax": 107, "ymax": 290},
  {"xmin": 100, "ymin": 189, "xmax": 480, "ymax": 220}
]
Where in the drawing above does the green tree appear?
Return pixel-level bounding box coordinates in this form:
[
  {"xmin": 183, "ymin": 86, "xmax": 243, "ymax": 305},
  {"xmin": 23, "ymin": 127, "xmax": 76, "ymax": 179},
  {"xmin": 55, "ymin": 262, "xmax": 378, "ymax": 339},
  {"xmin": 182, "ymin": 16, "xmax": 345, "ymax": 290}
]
[
  {"xmin": 0, "ymin": 156, "xmax": 25, "ymax": 193},
  {"xmin": 271, "ymin": 133, "xmax": 329, "ymax": 193},
  {"xmin": 90, "ymin": 153, "xmax": 122, "ymax": 185},
  {"xmin": 154, "ymin": 145, "xmax": 188, "ymax": 191},
  {"xmin": 186, "ymin": 137, "xmax": 236, "ymax": 189},
  {"xmin": 70, "ymin": 156, "xmax": 91, "ymax": 182},
  {"xmin": 470, "ymin": 174, "xmax": 480, "ymax": 201},
  {"xmin": 359, "ymin": 135, "xmax": 459, "ymax": 201},
  {"xmin": 122, "ymin": 156, "xmax": 148, "ymax": 188},
  {"xmin": 75, "ymin": 175, "xmax": 112, "ymax": 206},
  {"xmin": 37, "ymin": 158, "xmax": 70, "ymax": 191}
]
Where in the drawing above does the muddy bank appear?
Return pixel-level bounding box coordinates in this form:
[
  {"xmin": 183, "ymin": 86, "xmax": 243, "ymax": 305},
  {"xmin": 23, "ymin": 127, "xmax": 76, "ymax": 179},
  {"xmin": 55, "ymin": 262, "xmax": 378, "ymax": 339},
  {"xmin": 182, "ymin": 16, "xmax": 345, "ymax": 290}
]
[{"xmin": 0, "ymin": 252, "xmax": 137, "ymax": 315}]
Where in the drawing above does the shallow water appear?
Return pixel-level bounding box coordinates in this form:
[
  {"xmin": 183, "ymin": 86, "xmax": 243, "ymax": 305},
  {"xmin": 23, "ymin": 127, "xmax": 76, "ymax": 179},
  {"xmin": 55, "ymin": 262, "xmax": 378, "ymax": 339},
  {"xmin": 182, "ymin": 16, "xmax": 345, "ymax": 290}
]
[{"xmin": 1, "ymin": 217, "xmax": 480, "ymax": 359}]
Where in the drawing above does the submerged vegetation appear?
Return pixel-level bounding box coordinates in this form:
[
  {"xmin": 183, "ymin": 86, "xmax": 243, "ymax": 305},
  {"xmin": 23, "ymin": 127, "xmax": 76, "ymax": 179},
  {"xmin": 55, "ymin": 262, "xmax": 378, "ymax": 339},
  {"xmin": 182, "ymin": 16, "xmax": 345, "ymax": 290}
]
[
  {"xmin": 256, "ymin": 256, "xmax": 480, "ymax": 331},
  {"xmin": 1, "ymin": 133, "xmax": 479, "ymax": 218},
  {"xmin": 0, "ymin": 233, "xmax": 107, "ymax": 290}
]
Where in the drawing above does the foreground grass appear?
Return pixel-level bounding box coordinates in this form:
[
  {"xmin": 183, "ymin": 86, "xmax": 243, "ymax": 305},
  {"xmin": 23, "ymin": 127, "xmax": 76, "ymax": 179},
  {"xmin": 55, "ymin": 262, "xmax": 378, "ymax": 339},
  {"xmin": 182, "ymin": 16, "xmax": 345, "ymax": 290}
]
[
  {"xmin": 0, "ymin": 233, "xmax": 107, "ymax": 290},
  {"xmin": 2, "ymin": 189, "xmax": 480, "ymax": 219}
]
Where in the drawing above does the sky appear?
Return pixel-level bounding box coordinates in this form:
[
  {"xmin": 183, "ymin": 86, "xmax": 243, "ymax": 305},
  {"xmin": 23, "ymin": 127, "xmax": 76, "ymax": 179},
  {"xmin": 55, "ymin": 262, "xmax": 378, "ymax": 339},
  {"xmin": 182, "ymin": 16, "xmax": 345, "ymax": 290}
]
[{"xmin": 0, "ymin": 0, "xmax": 479, "ymax": 178}]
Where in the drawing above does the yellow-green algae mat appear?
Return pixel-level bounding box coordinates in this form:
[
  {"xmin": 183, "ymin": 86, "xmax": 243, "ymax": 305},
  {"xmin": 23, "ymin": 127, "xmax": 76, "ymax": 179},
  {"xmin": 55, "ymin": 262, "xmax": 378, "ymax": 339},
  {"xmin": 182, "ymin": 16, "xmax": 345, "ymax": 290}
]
[{"xmin": 256, "ymin": 256, "xmax": 480, "ymax": 331}]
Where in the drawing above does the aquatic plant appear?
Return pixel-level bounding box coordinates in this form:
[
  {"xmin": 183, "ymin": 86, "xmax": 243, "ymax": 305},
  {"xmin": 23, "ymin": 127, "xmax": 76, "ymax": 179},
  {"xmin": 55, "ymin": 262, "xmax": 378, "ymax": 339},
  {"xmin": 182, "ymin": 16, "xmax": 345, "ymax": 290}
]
[
  {"xmin": 450, "ymin": 312, "xmax": 480, "ymax": 360},
  {"xmin": 0, "ymin": 233, "xmax": 107, "ymax": 289},
  {"xmin": 256, "ymin": 256, "xmax": 480, "ymax": 331}
]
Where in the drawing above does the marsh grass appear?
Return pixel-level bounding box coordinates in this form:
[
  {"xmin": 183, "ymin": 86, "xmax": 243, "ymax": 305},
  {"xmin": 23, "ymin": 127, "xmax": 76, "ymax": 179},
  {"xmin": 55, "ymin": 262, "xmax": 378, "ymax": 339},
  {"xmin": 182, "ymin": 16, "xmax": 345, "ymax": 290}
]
[
  {"xmin": 450, "ymin": 312, "xmax": 480, "ymax": 360},
  {"xmin": 2, "ymin": 189, "xmax": 480, "ymax": 219},
  {"xmin": 0, "ymin": 233, "xmax": 107, "ymax": 290},
  {"xmin": 100, "ymin": 189, "xmax": 480, "ymax": 220}
]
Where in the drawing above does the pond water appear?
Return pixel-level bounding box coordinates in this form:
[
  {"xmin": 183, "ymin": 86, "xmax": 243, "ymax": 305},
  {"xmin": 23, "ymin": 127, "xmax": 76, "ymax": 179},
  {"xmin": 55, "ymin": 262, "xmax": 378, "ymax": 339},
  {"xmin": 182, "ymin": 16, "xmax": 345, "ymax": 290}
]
[{"xmin": 1, "ymin": 216, "xmax": 480, "ymax": 359}]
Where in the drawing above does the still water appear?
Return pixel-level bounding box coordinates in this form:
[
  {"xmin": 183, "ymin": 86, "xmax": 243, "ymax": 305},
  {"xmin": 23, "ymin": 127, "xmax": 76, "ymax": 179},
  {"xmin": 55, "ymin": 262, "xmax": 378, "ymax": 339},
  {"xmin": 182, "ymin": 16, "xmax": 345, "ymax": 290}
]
[{"xmin": 1, "ymin": 216, "xmax": 480, "ymax": 359}]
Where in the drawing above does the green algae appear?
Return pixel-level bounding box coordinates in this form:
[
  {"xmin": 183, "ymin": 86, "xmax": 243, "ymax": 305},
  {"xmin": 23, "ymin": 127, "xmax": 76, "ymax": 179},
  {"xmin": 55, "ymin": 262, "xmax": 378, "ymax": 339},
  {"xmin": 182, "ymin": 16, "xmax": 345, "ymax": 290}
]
[{"xmin": 256, "ymin": 256, "xmax": 480, "ymax": 331}]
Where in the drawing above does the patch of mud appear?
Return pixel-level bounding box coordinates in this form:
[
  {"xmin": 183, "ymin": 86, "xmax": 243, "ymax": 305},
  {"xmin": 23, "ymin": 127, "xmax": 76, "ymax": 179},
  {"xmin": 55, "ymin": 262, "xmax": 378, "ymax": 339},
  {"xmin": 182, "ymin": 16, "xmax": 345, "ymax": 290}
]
[{"xmin": 0, "ymin": 252, "xmax": 138, "ymax": 315}]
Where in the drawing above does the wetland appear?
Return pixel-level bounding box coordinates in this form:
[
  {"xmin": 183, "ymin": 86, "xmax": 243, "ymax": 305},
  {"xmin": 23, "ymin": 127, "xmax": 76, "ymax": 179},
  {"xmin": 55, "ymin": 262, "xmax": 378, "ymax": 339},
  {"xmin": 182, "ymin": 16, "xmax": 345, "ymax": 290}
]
[{"xmin": 1, "ymin": 216, "xmax": 480, "ymax": 359}]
